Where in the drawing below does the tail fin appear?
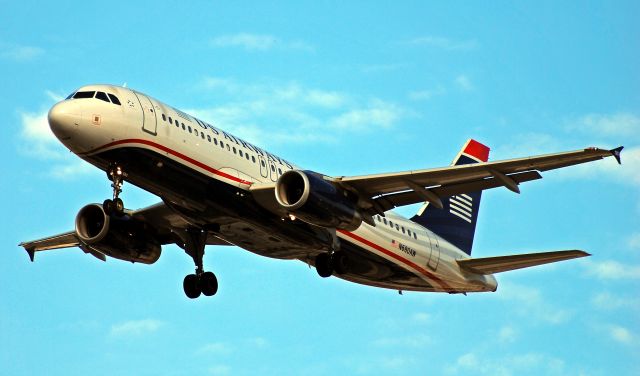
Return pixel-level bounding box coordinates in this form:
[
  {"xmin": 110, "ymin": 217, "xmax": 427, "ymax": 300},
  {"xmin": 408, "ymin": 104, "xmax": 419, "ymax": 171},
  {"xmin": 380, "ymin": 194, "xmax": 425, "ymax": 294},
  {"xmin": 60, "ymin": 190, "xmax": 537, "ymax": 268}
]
[{"xmin": 410, "ymin": 139, "xmax": 490, "ymax": 255}]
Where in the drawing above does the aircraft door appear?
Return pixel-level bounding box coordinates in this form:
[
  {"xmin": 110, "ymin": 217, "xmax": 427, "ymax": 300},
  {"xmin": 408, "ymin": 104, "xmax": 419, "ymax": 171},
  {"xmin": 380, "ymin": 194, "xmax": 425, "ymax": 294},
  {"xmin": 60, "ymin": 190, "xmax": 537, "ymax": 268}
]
[
  {"xmin": 133, "ymin": 92, "xmax": 158, "ymax": 135},
  {"xmin": 258, "ymin": 155, "xmax": 268, "ymax": 178},
  {"xmin": 267, "ymin": 159, "xmax": 277, "ymax": 182}
]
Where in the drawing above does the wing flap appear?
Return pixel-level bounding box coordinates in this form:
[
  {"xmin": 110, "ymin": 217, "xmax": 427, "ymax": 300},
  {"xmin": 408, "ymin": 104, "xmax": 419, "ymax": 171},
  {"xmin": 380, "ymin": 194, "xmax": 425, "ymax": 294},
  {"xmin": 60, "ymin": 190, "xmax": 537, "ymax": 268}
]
[{"xmin": 456, "ymin": 250, "xmax": 590, "ymax": 275}]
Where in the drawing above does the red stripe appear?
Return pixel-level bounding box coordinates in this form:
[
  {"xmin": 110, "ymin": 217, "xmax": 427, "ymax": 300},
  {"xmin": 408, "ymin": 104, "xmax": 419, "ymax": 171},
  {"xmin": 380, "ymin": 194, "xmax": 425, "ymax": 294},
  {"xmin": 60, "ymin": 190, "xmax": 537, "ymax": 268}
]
[
  {"xmin": 464, "ymin": 139, "xmax": 490, "ymax": 162},
  {"xmin": 79, "ymin": 139, "xmax": 253, "ymax": 185},
  {"xmin": 337, "ymin": 229, "xmax": 451, "ymax": 290}
]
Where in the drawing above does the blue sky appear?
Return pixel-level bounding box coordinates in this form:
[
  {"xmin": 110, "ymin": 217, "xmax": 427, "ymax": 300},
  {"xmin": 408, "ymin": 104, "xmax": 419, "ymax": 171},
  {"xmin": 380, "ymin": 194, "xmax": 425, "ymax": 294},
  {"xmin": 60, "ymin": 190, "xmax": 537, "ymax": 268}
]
[{"xmin": 1, "ymin": 1, "xmax": 639, "ymax": 375}]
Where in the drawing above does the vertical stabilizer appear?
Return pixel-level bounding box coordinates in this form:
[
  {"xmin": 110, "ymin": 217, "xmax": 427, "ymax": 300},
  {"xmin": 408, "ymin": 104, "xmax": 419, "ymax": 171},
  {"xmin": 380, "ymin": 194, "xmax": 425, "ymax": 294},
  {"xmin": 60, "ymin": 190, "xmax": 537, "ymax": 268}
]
[{"xmin": 410, "ymin": 139, "xmax": 490, "ymax": 255}]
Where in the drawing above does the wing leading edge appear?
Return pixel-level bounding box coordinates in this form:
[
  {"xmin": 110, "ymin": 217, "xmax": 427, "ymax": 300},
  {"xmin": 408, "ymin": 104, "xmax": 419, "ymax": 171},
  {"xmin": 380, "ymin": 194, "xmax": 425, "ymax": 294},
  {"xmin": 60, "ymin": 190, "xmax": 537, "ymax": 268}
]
[{"xmin": 456, "ymin": 250, "xmax": 590, "ymax": 275}]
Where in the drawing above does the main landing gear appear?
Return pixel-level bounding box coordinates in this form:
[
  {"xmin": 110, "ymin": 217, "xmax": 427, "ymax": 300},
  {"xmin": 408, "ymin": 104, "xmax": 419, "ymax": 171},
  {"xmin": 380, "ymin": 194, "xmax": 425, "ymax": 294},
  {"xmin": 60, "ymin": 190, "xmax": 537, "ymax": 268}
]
[
  {"xmin": 315, "ymin": 251, "xmax": 350, "ymax": 278},
  {"xmin": 181, "ymin": 228, "xmax": 218, "ymax": 299},
  {"xmin": 103, "ymin": 163, "xmax": 125, "ymax": 217}
]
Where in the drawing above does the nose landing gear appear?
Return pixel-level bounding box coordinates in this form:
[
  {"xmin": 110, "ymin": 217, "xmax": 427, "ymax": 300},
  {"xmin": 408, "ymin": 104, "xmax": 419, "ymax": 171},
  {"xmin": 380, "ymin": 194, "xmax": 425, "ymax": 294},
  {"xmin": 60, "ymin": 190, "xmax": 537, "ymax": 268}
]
[{"xmin": 103, "ymin": 163, "xmax": 126, "ymax": 216}]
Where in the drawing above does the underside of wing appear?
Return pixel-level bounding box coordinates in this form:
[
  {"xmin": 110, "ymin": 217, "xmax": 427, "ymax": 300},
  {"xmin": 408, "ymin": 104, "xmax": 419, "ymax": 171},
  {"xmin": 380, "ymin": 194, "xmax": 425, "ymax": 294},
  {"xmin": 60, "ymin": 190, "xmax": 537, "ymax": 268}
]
[
  {"xmin": 19, "ymin": 232, "xmax": 80, "ymax": 261},
  {"xmin": 456, "ymin": 250, "xmax": 590, "ymax": 275}
]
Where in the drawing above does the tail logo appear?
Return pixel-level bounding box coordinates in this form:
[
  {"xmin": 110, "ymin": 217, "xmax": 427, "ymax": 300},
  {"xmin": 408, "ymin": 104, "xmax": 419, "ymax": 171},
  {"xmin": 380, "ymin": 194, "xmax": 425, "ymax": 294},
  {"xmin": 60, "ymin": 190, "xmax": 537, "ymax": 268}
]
[{"xmin": 449, "ymin": 194, "xmax": 473, "ymax": 223}]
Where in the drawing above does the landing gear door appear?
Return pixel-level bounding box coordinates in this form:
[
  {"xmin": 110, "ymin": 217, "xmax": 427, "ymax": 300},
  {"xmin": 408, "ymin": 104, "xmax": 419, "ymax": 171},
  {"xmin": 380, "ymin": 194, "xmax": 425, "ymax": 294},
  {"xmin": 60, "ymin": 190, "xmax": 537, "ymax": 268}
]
[{"xmin": 133, "ymin": 92, "xmax": 158, "ymax": 135}]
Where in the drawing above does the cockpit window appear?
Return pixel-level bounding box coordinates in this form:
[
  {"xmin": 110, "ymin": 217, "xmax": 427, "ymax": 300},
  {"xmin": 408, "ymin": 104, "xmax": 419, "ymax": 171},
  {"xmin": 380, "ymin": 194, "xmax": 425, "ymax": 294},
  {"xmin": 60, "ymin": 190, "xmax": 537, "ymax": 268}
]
[
  {"xmin": 73, "ymin": 91, "xmax": 95, "ymax": 99},
  {"xmin": 66, "ymin": 92, "xmax": 76, "ymax": 100},
  {"xmin": 107, "ymin": 93, "xmax": 121, "ymax": 105},
  {"xmin": 95, "ymin": 91, "xmax": 110, "ymax": 103}
]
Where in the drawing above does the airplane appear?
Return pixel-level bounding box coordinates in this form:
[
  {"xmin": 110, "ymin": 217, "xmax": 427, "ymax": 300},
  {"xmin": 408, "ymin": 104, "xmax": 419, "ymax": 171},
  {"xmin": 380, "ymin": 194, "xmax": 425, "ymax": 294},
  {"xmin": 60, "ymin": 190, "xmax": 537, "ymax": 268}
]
[{"xmin": 19, "ymin": 84, "xmax": 624, "ymax": 299}]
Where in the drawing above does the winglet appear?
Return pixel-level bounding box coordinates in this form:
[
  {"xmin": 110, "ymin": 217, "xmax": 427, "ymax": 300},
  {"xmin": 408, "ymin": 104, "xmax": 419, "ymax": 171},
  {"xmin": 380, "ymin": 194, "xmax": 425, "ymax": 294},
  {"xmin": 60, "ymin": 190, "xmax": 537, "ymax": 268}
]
[
  {"xmin": 26, "ymin": 247, "xmax": 35, "ymax": 262},
  {"xmin": 610, "ymin": 146, "xmax": 623, "ymax": 165}
]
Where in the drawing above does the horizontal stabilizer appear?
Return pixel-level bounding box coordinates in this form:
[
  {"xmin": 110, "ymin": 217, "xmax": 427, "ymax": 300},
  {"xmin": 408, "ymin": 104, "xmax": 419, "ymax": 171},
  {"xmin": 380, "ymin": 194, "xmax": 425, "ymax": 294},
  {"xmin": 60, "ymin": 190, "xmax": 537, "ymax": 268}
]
[{"xmin": 457, "ymin": 250, "xmax": 590, "ymax": 275}]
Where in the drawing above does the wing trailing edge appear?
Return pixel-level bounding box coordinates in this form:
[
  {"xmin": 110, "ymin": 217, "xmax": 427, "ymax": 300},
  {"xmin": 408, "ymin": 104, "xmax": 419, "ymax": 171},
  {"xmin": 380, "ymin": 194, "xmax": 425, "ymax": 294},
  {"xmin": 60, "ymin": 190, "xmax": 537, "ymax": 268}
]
[{"xmin": 456, "ymin": 250, "xmax": 590, "ymax": 275}]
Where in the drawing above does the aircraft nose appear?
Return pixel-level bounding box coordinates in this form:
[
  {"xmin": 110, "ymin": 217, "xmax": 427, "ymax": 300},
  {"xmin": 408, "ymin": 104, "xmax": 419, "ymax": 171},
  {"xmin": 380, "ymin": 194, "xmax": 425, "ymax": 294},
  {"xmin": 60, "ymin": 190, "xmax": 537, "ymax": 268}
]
[{"xmin": 48, "ymin": 101, "xmax": 81, "ymax": 140}]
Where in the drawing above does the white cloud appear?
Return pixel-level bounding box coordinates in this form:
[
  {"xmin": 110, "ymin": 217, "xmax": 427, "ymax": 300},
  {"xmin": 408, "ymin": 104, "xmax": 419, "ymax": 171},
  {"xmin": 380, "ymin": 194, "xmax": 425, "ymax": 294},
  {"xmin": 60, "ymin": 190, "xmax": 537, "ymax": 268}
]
[
  {"xmin": 408, "ymin": 86, "xmax": 446, "ymax": 101},
  {"xmin": 208, "ymin": 365, "xmax": 231, "ymax": 375},
  {"xmin": 629, "ymin": 233, "xmax": 640, "ymax": 250},
  {"xmin": 446, "ymin": 352, "xmax": 566, "ymax": 376},
  {"xmin": 404, "ymin": 36, "xmax": 478, "ymax": 51},
  {"xmin": 497, "ymin": 282, "xmax": 572, "ymax": 324},
  {"xmin": 608, "ymin": 325, "xmax": 633, "ymax": 344},
  {"xmin": 584, "ymin": 259, "xmax": 640, "ymax": 280},
  {"xmin": 568, "ymin": 112, "xmax": 640, "ymax": 141},
  {"xmin": 198, "ymin": 342, "xmax": 234, "ymax": 355},
  {"xmin": 109, "ymin": 319, "xmax": 164, "ymax": 338},
  {"xmin": 373, "ymin": 334, "xmax": 433, "ymax": 348},
  {"xmin": 591, "ymin": 291, "xmax": 640, "ymax": 311},
  {"xmin": 454, "ymin": 75, "xmax": 474, "ymax": 91},
  {"xmin": 210, "ymin": 33, "xmax": 313, "ymax": 52},
  {"xmin": 498, "ymin": 325, "xmax": 518, "ymax": 344},
  {"xmin": 189, "ymin": 77, "xmax": 408, "ymax": 147},
  {"xmin": 2, "ymin": 45, "xmax": 44, "ymax": 61}
]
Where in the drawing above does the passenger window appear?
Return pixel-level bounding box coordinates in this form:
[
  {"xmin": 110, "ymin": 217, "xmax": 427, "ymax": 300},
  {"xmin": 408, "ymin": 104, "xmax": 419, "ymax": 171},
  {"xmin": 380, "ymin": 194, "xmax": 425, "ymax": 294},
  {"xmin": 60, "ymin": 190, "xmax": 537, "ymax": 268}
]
[
  {"xmin": 413, "ymin": 233, "xmax": 417, "ymax": 240},
  {"xmin": 73, "ymin": 91, "xmax": 95, "ymax": 99},
  {"xmin": 188, "ymin": 126, "xmax": 192, "ymax": 133},
  {"xmin": 214, "ymin": 138, "xmax": 218, "ymax": 145},
  {"xmin": 246, "ymin": 154, "xmax": 250, "ymax": 160},
  {"xmin": 95, "ymin": 91, "xmax": 110, "ymax": 103},
  {"xmin": 252, "ymin": 156, "xmax": 256, "ymax": 163},
  {"xmin": 201, "ymin": 132, "xmax": 205, "ymax": 139},
  {"xmin": 271, "ymin": 165, "xmax": 275, "ymax": 172},
  {"xmin": 162, "ymin": 114, "xmax": 166, "ymax": 121},
  {"xmin": 239, "ymin": 150, "xmax": 243, "ymax": 157},
  {"xmin": 182, "ymin": 124, "xmax": 186, "ymax": 130},
  {"xmin": 383, "ymin": 218, "xmax": 387, "ymax": 225},
  {"xmin": 395, "ymin": 224, "xmax": 400, "ymax": 231},
  {"xmin": 278, "ymin": 168, "xmax": 282, "ymax": 175},
  {"xmin": 107, "ymin": 93, "xmax": 121, "ymax": 105},
  {"xmin": 207, "ymin": 135, "xmax": 211, "ymax": 142},
  {"xmin": 407, "ymin": 230, "xmax": 411, "ymax": 237},
  {"xmin": 169, "ymin": 117, "xmax": 173, "ymax": 124},
  {"xmin": 226, "ymin": 145, "xmax": 230, "ymax": 151},
  {"xmin": 401, "ymin": 227, "xmax": 405, "ymax": 234},
  {"xmin": 233, "ymin": 147, "xmax": 237, "ymax": 154},
  {"xmin": 220, "ymin": 141, "xmax": 224, "ymax": 148},
  {"xmin": 261, "ymin": 160, "xmax": 265, "ymax": 167}
]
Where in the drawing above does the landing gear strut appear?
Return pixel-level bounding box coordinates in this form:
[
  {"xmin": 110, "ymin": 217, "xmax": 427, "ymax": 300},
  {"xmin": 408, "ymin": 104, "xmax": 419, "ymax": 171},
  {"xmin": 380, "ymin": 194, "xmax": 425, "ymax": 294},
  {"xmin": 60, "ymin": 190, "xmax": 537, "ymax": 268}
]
[
  {"xmin": 181, "ymin": 228, "xmax": 218, "ymax": 299},
  {"xmin": 103, "ymin": 163, "xmax": 125, "ymax": 216}
]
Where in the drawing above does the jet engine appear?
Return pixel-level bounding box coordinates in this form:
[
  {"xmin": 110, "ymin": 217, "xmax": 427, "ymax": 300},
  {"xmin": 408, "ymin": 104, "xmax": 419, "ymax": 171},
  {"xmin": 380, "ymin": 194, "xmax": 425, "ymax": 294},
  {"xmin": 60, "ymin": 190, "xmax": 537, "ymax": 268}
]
[
  {"xmin": 275, "ymin": 170, "xmax": 363, "ymax": 231},
  {"xmin": 74, "ymin": 204, "xmax": 161, "ymax": 264}
]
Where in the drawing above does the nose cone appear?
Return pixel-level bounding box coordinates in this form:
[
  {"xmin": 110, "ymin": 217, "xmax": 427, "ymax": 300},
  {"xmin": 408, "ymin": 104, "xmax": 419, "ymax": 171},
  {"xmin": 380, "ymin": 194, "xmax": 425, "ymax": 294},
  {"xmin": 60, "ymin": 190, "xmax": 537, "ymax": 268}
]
[{"xmin": 48, "ymin": 101, "xmax": 80, "ymax": 141}]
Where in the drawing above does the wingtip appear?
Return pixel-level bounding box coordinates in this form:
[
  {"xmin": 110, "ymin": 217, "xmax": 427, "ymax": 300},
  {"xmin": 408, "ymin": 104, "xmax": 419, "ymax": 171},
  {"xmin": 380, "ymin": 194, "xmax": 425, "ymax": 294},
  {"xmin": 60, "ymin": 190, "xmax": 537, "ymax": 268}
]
[{"xmin": 610, "ymin": 146, "xmax": 623, "ymax": 165}]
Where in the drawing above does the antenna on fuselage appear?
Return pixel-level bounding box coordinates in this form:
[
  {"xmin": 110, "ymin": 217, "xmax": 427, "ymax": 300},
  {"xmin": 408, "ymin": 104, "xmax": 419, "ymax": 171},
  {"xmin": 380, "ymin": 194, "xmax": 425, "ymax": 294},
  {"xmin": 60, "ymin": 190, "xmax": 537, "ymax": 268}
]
[{"xmin": 122, "ymin": 82, "xmax": 128, "ymax": 88}]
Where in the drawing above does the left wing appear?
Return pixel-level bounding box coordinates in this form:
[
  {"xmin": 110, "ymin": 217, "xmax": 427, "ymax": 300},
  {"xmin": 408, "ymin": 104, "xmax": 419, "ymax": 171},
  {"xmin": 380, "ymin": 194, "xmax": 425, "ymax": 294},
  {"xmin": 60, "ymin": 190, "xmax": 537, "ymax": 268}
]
[
  {"xmin": 337, "ymin": 145, "xmax": 623, "ymax": 213},
  {"xmin": 456, "ymin": 250, "xmax": 590, "ymax": 275}
]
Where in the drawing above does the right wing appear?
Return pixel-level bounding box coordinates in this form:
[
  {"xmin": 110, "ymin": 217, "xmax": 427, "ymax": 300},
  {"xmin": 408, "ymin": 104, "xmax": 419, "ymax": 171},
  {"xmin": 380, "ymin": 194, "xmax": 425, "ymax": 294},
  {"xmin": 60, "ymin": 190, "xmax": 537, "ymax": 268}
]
[{"xmin": 456, "ymin": 250, "xmax": 590, "ymax": 275}]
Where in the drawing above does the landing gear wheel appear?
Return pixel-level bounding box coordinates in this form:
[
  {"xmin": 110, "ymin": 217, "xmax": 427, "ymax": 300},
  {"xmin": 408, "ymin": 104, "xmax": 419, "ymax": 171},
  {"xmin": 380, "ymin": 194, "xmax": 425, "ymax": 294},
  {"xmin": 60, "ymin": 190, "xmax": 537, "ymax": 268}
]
[
  {"xmin": 183, "ymin": 274, "xmax": 201, "ymax": 299},
  {"xmin": 315, "ymin": 253, "xmax": 333, "ymax": 278},
  {"xmin": 114, "ymin": 198, "xmax": 124, "ymax": 217},
  {"xmin": 200, "ymin": 271, "xmax": 218, "ymax": 296},
  {"xmin": 332, "ymin": 251, "xmax": 350, "ymax": 275},
  {"xmin": 103, "ymin": 199, "xmax": 114, "ymax": 215}
]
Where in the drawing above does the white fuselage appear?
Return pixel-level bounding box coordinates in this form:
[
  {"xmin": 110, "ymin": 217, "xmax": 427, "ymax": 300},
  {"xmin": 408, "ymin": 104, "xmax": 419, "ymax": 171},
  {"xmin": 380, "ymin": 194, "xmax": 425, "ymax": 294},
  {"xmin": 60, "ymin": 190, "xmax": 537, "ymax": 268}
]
[{"xmin": 49, "ymin": 84, "xmax": 497, "ymax": 293}]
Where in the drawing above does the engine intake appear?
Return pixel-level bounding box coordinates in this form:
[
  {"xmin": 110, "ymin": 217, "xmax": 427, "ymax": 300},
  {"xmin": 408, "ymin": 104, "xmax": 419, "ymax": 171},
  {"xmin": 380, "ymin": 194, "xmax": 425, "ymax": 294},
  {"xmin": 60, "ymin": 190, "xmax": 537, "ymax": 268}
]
[
  {"xmin": 75, "ymin": 204, "xmax": 161, "ymax": 264},
  {"xmin": 275, "ymin": 170, "xmax": 362, "ymax": 231}
]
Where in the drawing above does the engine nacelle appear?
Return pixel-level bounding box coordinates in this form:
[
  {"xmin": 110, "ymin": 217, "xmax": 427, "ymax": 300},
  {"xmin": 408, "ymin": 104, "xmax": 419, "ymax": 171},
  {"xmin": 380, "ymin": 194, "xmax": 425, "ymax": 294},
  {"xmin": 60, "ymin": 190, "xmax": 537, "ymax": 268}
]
[
  {"xmin": 275, "ymin": 170, "xmax": 363, "ymax": 231},
  {"xmin": 75, "ymin": 204, "xmax": 161, "ymax": 264}
]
